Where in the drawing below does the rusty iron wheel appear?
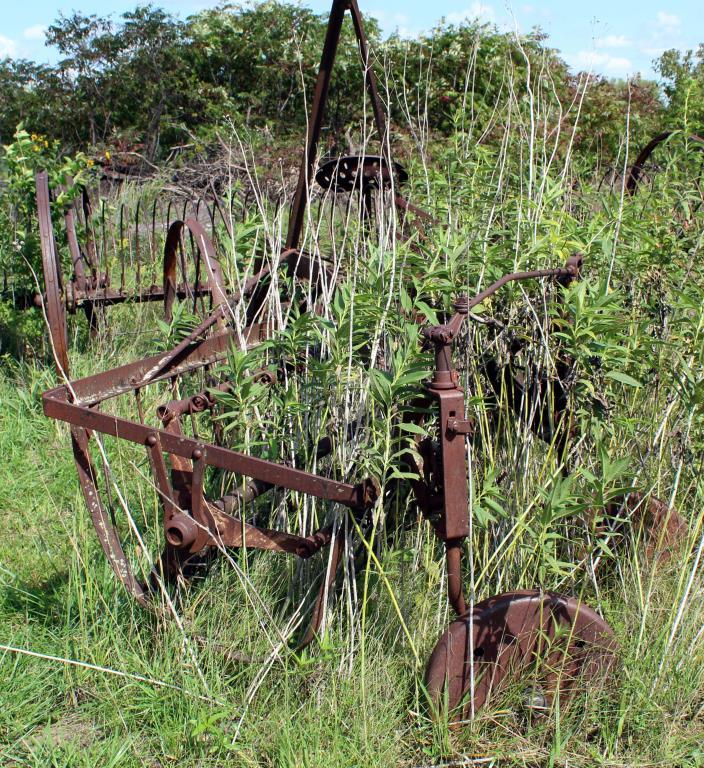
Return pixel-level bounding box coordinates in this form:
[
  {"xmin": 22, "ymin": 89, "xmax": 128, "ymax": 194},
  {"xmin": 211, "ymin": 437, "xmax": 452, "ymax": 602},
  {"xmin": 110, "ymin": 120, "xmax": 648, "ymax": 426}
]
[
  {"xmin": 596, "ymin": 493, "xmax": 688, "ymax": 563},
  {"xmin": 315, "ymin": 155, "xmax": 408, "ymax": 194},
  {"xmin": 36, "ymin": 171, "xmax": 70, "ymax": 377},
  {"xmin": 425, "ymin": 590, "xmax": 617, "ymax": 720}
]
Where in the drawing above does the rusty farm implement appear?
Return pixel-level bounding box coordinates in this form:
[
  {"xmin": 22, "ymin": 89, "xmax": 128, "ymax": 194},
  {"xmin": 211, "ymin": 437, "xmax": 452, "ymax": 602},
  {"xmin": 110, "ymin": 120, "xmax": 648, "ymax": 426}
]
[
  {"xmin": 43, "ymin": 0, "xmax": 699, "ymax": 724},
  {"xmin": 42, "ymin": 246, "xmax": 622, "ymax": 719}
]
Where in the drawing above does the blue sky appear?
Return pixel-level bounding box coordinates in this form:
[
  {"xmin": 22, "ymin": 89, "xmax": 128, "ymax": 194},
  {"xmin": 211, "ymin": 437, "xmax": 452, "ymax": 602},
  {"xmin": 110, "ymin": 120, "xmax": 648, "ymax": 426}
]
[{"xmin": 0, "ymin": 0, "xmax": 700, "ymax": 80}]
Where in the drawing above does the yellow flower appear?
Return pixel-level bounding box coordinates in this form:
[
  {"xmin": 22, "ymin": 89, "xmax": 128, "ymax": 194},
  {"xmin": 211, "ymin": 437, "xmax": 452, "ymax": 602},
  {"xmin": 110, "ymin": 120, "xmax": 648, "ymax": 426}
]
[
  {"xmin": 87, "ymin": 159, "xmax": 94, "ymax": 167},
  {"xmin": 105, "ymin": 150, "xmax": 111, "ymax": 160}
]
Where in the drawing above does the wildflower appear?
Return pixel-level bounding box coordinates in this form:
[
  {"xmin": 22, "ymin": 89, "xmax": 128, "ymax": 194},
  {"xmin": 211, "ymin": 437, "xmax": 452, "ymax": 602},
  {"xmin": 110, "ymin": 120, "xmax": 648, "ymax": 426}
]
[{"xmin": 105, "ymin": 150, "xmax": 111, "ymax": 160}]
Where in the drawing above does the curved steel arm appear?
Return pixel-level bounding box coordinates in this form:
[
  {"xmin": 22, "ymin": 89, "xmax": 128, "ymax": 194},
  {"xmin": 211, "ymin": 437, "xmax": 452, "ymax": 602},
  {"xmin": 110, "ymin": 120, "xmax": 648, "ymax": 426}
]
[{"xmin": 422, "ymin": 254, "xmax": 583, "ymax": 348}]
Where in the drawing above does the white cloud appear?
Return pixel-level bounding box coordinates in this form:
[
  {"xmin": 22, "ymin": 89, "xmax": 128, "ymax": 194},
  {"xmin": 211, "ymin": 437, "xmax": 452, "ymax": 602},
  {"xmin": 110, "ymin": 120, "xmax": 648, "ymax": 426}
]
[
  {"xmin": 370, "ymin": 8, "xmax": 418, "ymax": 36},
  {"xmin": 23, "ymin": 25, "xmax": 47, "ymax": 42},
  {"xmin": 446, "ymin": 2, "xmax": 495, "ymax": 25},
  {"xmin": 567, "ymin": 50, "xmax": 633, "ymax": 78},
  {"xmin": 640, "ymin": 44, "xmax": 668, "ymax": 57},
  {"xmin": 596, "ymin": 34, "xmax": 631, "ymax": 49},
  {"xmin": 0, "ymin": 34, "xmax": 17, "ymax": 58},
  {"xmin": 656, "ymin": 11, "xmax": 680, "ymax": 30}
]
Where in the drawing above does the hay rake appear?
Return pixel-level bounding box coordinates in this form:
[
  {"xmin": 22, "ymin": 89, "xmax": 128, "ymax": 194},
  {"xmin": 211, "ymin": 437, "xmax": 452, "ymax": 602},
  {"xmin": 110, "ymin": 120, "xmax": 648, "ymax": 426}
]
[
  {"xmin": 33, "ymin": 173, "xmax": 239, "ymax": 374},
  {"xmin": 29, "ymin": 0, "xmax": 431, "ymax": 376},
  {"xmin": 42, "ymin": 0, "xmax": 699, "ymax": 723}
]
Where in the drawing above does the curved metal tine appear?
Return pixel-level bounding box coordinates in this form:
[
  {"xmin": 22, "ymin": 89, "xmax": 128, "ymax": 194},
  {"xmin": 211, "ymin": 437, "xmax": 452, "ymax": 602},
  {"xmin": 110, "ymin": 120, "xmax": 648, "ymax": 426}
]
[
  {"xmin": 135, "ymin": 198, "xmax": 142, "ymax": 292},
  {"xmin": 153, "ymin": 196, "xmax": 166, "ymax": 284},
  {"xmin": 188, "ymin": 227, "xmax": 204, "ymax": 316},
  {"xmin": 82, "ymin": 186, "xmax": 99, "ymax": 274},
  {"xmin": 119, "ymin": 202, "xmax": 126, "ymax": 293},
  {"xmin": 193, "ymin": 198, "xmax": 208, "ymax": 316},
  {"xmin": 64, "ymin": 203, "xmax": 87, "ymax": 290},
  {"xmin": 100, "ymin": 198, "xmax": 109, "ymax": 292},
  {"xmin": 208, "ymin": 198, "xmax": 217, "ymax": 245},
  {"xmin": 208, "ymin": 179, "xmax": 233, "ymax": 240},
  {"xmin": 151, "ymin": 197, "xmax": 159, "ymax": 266}
]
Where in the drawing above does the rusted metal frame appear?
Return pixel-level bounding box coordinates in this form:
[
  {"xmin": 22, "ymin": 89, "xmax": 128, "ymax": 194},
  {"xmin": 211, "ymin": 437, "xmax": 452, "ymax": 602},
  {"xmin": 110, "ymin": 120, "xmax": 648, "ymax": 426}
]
[
  {"xmin": 286, "ymin": 0, "xmax": 349, "ymax": 250},
  {"xmin": 43, "ymin": 392, "xmax": 372, "ymax": 510},
  {"xmin": 347, "ymin": 0, "xmax": 432, "ymax": 228},
  {"xmin": 286, "ymin": 0, "xmax": 401, "ymax": 250},
  {"xmin": 52, "ymin": 320, "xmax": 265, "ymax": 407},
  {"xmin": 178, "ymin": 446, "xmax": 339, "ymax": 556},
  {"xmin": 347, "ymin": 0, "xmax": 390, "ymax": 150},
  {"xmin": 145, "ymin": 431, "xmax": 183, "ymax": 538},
  {"xmin": 70, "ymin": 282, "xmax": 215, "ymax": 307},
  {"xmin": 419, "ymin": 262, "xmax": 582, "ymax": 617},
  {"xmin": 214, "ymin": 415, "xmax": 364, "ymax": 515},
  {"xmin": 161, "ymin": 410, "xmax": 194, "ymax": 511},
  {"xmin": 57, "ymin": 384, "xmax": 363, "ymax": 628},
  {"xmin": 424, "ymin": 361, "xmax": 470, "ymax": 616}
]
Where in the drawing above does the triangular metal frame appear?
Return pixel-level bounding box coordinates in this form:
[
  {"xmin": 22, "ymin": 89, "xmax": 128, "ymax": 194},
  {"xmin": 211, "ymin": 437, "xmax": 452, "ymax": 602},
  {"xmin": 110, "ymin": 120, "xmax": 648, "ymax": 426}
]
[{"xmin": 285, "ymin": 0, "xmax": 405, "ymax": 250}]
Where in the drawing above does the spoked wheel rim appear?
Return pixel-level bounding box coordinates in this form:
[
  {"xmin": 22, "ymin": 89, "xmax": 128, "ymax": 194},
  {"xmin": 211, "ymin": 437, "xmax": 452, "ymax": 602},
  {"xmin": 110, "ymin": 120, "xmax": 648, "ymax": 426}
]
[
  {"xmin": 36, "ymin": 171, "xmax": 70, "ymax": 377},
  {"xmin": 315, "ymin": 155, "xmax": 408, "ymax": 194},
  {"xmin": 425, "ymin": 589, "xmax": 617, "ymax": 720}
]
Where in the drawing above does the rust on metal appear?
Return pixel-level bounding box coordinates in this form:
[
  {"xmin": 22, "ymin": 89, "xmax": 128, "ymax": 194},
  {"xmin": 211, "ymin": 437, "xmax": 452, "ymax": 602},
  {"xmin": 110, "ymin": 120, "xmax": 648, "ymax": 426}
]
[
  {"xmin": 35, "ymin": 171, "xmax": 70, "ymax": 377},
  {"xmin": 163, "ymin": 218, "xmax": 228, "ymax": 322},
  {"xmin": 315, "ymin": 155, "xmax": 408, "ymax": 193},
  {"xmin": 425, "ymin": 590, "xmax": 617, "ymax": 718},
  {"xmin": 285, "ymin": 0, "xmax": 431, "ymax": 249},
  {"xmin": 625, "ymin": 131, "xmax": 704, "ymax": 194},
  {"xmin": 42, "ymin": 245, "xmax": 610, "ymax": 677},
  {"xmin": 594, "ymin": 492, "xmax": 688, "ymax": 562}
]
